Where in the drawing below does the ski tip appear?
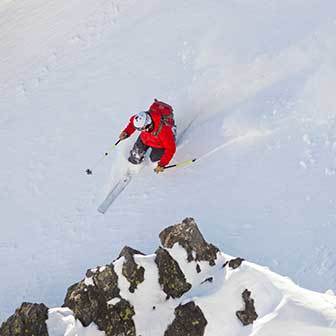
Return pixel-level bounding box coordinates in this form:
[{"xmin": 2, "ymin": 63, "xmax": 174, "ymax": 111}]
[
  {"xmin": 97, "ymin": 173, "xmax": 132, "ymax": 214},
  {"xmin": 97, "ymin": 207, "xmax": 107, "ymax": 214}
]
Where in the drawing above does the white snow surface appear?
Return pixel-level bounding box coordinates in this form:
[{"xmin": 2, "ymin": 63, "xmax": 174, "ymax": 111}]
[
  {"xmin": 1, "ymin": 0, "xmax": 336, "ymax": 330},
  {"xmin": 47, "ymin": 308, "xmax": 104, "ymax": 336}
]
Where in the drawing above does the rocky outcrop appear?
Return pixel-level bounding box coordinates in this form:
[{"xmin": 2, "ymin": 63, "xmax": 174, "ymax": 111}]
[
  {"xmin": 118, "ymin": 246, "xmax": 145, "ymax": 293},
  {"xmin": 236, "ymin": 289, "xmax": 258, "ymax": 326},
  {"xmin": 2, "ymin": 218, "xmax": 256, "ymax": 336},
  {"xmin": 223, "ymin": 257, "xmax": 245, "ymax": 269},
  {"xmin": 63, "ymin": 264, "xmax": 119, "ymax": 326},
  {"xmin": 63, "ymin": 263, "xmax": 136, "ymax": 336},
  {"xmin": 87, "ymin": 265, "xmax": 120, "ymax": 300},
  {"xmin": 63, "ymin": 279, "xmax": 105, "ymax": 327},
  {"xmin": 155, "ymin": 247, "xmax": 192, "ymax": 299},
  {"xmin": 164, "ymin": 301, "xmax": 207, "ymax": 336},
  {"xmin": 0, "ymin": 302, "xmax": 49, "ymax": 336},
  {"xmin": 159, "ymin": 217, "xmax": 219, "ymax": 266}
]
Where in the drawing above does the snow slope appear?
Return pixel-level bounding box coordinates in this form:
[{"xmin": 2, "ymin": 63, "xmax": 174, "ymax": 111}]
[{"xmin": 1, "ymin": 0, "xmax": 336, "ymax": 324}]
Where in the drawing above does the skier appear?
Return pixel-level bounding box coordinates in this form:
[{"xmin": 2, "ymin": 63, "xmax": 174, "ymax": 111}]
[{"xmin": 119, "ymin": 100, "xmax": 176, "ymax": 174}]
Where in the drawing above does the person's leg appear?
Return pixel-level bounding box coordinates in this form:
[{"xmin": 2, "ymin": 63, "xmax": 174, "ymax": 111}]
[
  {"xmin": 150, "ymin": 147, "xmax": 165, "ymax": 163},
  {"xmin": 128, "ymin": 136, "xmax": 149, "ymax": 164}
]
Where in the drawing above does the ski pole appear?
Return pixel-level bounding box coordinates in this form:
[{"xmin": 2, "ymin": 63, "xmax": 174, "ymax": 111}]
[
  {"xmin": 86, "ymin": 139, "xmax": 121, "ymax": 175},
  {"xmin": 164, "ymin": 158, "xmax": 197, "ymax": 170}
]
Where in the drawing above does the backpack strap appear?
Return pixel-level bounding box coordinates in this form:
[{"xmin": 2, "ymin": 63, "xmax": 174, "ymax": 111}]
[
  {"xmin": 152, "ymin": 119, "xmax": 164, "ymax": 137},
  {"xmin": 152, "ymin": 115, "xmax": 175, "ymax": 136}
]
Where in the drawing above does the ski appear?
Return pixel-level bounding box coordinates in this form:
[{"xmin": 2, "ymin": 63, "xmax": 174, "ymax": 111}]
[{"xmin": 97, "ymin": 171, "xmax": 132, "ymax": 214}]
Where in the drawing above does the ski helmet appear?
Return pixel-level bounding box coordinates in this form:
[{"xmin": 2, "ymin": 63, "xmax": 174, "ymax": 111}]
[{"xmin": 133, "ymin": 111, "xmax": 152, "ymax": 130}]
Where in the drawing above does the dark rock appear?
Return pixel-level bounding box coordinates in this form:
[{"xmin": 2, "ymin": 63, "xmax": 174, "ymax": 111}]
[
  {"xmin": 63, "ymin": 280, "xmax": 105, "ymax": 327},
  {"xmin": 95, "ymin": 299, "xmax": 135, "ymax": 336},
  {"xmin": 222, "ymin": 261, "xmax": 228, "ymax": 268},
  {"xmin": 159, "ymin": 218, "xmax": 219, "ymax": 266},
  {"xmin": 63, "ymin": 264, "xmax": 136, "ymax": 335},
  {"xmin": 0, "ymin": 302, "xmax": 49, "ymax": 336},
  {"xmin": 85, "ymin": 268, "xmax": 96, "ymax": 278},
  {"xmin": 200, "ymin": 277, "xmax": 213, "ymax": 284},
  {"xmin": 236, "ymin": 289, "xmax": 258, "ymax": 326},
  {"xmin": 164, "ymin": 301, "xmax": 207, "ymax": 336},
  {"xmin": 229, "ymin": 257, "xmax": 245, "ymax": 269},
  {"xmin": 92, "ymin": 265, "xmax": 120, "ymax": 300},
  {"xmin": 63, "ymin": 264, "xmax": 120, "ymax": 326},
  {"xmin": 196, "ymin": 264, "xmax": 201, "ymax": 273},
  {"xmin": 118, "ymin": 246, "xmax": 145, "ymax": 293},
  {"xmin": 155, "ymin": 247, "xmax": 192, "ymax": 299}
]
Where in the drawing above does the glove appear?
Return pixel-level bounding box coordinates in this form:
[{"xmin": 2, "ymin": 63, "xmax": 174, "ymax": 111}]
[
  {"xmin": 154, "ymin": 164, "xmax": 165, "ymax": 174},
  {"xmin": 119, "ymin": 131, "xmax": 128, "ymax": 140}
]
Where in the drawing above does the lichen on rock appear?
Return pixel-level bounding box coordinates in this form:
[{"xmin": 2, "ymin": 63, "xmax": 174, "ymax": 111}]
[
  {"xmin": 63, "ymin": 263, "xmax": 120, "ymax": 326},
  {"xmin": 91, "ymin": 264, "xmax": 120, "ymax": 300},
  {"xmin": 0, "ymin": 302, "xmax": 49, "ymax": 336},
  {"xmin": 95, "ymin": 299, "xmax": 135, "ymax": 336},
  {"xmin": 63, "ymin": 263, "xmax": 136, "ymax": 336},
  {"xmin": 63, "ymin": 279, "xmax": 105, "ymax": 327},
  {"xmin": 155, "ymin": 247, "xmax": 192, "ymax": 299},
  {"xmin": 117, "ymin": 246, "xmax": 145, "ymax": 293},
  {"xmin": 164, "ymin": 301, "xmax": 207, "ymax": 336},
  {"xmin": 159, "ymin": 217, "xmax": 219, "ymax": 266}
]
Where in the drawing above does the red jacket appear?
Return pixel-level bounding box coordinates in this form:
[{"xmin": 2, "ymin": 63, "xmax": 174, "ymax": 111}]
[{"xmin": 123, "ymin": 111, "xmax": 176, "ymax": 167}]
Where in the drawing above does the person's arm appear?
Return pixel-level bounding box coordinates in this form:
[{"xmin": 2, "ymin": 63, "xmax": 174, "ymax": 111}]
[
  {"xmin": 158, "ymin": 127, "xmax": 176, "ymax": 167},
  {"xmin": 120, "ymin": 116, "xmax": 136, "ymax": 139}
]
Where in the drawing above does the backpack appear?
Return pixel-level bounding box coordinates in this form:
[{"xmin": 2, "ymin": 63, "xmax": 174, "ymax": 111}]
[{"xmin": 149, "ymin": 99, "xmax": 175, "ymax": 136}]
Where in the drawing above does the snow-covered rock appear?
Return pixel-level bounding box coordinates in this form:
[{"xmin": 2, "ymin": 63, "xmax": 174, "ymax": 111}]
[
  {"xmin": 159, "ymin": 218, "xmax": 219, "ymax": 266},
  {"xmin": 1, "ymin": 218, "xmax": 336, "ymax": 336},
  {"xmin": 62, "ymin": 263, "xmax": 135, "ymax": 335},
  {"xmin": 117, "ymin": 246, "xmax": 145, "ymax": 293}
]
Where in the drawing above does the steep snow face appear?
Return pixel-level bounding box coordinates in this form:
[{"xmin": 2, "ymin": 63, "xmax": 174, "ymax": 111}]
[
  {"xmin": 45, "ymin": 247, "xmax": 336, "ymax": 336},
  {"xmin": 1, "ymin": 0, "xmax": 336, "ymax": 323}
]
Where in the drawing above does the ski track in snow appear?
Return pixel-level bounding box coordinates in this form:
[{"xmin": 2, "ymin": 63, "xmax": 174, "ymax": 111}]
[{"xmin": 1, "ymin": 0, "xmax": 336, "ymax": 325}]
